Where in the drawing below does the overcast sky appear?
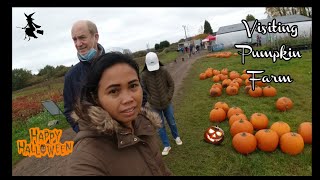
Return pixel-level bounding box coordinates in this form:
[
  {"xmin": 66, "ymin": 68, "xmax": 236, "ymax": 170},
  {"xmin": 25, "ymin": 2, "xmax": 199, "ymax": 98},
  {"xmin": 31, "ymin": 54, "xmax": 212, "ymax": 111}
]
[{"xmin": 12, "ymin": 7, "xmax": 267, "ymax": 74}]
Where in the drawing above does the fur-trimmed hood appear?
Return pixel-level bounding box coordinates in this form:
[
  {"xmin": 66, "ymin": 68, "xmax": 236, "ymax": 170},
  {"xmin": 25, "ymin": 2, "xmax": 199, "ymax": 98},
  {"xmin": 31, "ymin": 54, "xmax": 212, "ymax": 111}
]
[
  {"xmin": 66, "ymin": 105, "xmax": 173, "ymax": 176},
  {"xmin": 71, "ymin": 105, "xmax": 162, "ymax": 143}
]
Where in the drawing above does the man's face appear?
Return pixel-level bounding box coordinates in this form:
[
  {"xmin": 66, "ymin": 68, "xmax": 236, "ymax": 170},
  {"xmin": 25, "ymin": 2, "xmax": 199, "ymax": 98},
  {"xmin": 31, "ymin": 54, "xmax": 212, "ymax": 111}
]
[{"xmin": 71, "ymin": 23, "xmax": 98, "ymax": 56}]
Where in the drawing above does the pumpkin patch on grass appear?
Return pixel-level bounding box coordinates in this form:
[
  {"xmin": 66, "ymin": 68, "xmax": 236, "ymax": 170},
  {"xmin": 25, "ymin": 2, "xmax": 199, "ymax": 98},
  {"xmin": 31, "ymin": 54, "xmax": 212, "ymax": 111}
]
[
  {"xmin": 229, "ymin": 113, "xmax": 248, "ymax": 126},
  {"xmin": 270, "ymin": 121, "xmax": 291, "ymax": 138},
  {"xmin": 276, "ymin": 97, "xmax": 293, "ymax": 111},
  {"xmin": 298, "ymin": 122, "xmax": 312, "ymax": 144},
  {"xmin": 250, "ymin": 113, "xmax": 269, "ymax": 130},
  {"xmin": 255, "ymin": 129, "xmax": 279, "ymax": 152},
  {"xmin": 209, "ymin": 107, "xmax": 226, "ymax": 122},
  {"xmin": 280, "ymin": 132, "xmax": 304, "ymax": 155},
  {"xmin": 232, "ymin": 132, "xmax": 257, "ymax": 155},
  {"xmin": 230, "ymin": 119, "xmax": 254, "ymax": 137}
]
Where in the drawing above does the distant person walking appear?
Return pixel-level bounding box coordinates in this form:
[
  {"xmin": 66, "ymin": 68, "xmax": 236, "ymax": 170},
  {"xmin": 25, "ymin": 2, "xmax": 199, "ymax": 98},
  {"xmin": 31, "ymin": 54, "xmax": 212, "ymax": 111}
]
[
  {"xmin": 257, "ymin": 34, "xmax": 262, "ymax": 46},
  {"xmin": 189, "ymin": 43, "xmax": 194, "ymax": 58},
  {"xmin": 179, "ymin": 47, "xmax": 184, "ymax": 54},
  {"xmin": 141, "ymin": 52, "xmax": 183, "ymax": 156},
  {"xmin": 184, "ymin": 46, "xmax": 188, "ymax": 55}
]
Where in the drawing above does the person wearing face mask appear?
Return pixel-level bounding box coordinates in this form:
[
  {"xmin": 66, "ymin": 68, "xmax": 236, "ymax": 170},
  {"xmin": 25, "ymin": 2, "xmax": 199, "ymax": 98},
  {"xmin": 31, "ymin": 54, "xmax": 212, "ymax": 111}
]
[{"xmin": 63, "ymin": 20, "xmax": 106, "ymax": 133}]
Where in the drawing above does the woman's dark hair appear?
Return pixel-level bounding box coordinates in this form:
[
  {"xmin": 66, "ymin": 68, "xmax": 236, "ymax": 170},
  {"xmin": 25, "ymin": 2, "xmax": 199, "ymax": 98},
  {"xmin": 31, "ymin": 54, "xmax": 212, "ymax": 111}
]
[
  {"xmin": 142, "ymin": 61, "xmax": 164, "ymax": 72},
  {"xmin": 81, "ymin": 52, "xmax": 140, "ymax": 105}
]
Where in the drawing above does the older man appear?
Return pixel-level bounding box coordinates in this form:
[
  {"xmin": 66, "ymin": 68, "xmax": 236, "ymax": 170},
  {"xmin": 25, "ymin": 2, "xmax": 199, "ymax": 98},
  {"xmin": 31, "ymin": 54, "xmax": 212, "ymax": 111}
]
[{"xmin": 63, "ymin": 20, "xmax": 106, "ymax": 133}]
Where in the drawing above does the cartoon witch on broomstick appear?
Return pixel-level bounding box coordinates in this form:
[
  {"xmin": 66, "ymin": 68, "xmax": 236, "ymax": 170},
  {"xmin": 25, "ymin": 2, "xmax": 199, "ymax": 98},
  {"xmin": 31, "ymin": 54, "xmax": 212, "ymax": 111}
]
[{"xmin": 17, "ymin": 12, "xmax": 44, "ymax": 41}]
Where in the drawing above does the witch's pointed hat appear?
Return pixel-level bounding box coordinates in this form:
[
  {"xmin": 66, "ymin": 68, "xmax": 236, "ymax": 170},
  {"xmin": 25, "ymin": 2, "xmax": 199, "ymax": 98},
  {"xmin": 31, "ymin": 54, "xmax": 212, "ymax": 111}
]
[{"xmin": 24, "ymin": 12, "xmax": 35, "ymax": 21}]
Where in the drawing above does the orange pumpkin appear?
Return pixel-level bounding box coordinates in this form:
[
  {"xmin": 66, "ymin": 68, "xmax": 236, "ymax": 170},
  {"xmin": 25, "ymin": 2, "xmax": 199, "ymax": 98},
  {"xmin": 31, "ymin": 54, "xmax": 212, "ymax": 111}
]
[
  {"xmin": 276, "ymin": 97, "xmax": 293, "ymax": 111},
  {"xmin": 298, "ymin": 122, "xmax": 312, "ymax": 144},
  {"xmin": 212, "ymin": 75, "xmax": 220, "ymax": 82},
  {"xmin": 209, "ymin": 87, "xmax": 222, "ymax": 97},
  {"xmin": 212, "ymin": 69, "xmax": 220, "ymax": 76},
  {"xmin": 263, "ymin": 86, "xmax": 277, "ymax": 97},
  {"xmin": 250, "ymin": 113, "xmax": 269, "ymax": 130},
  {"xmin": 211, "ymin": 83, "xmax": 222, "ymax": 90},
  {"xmin": 232, "ymin": 132, "xmax": 257, "ymax": 155},
  {"xmin": 229, "ymin": 71, "xmax": 240, "ymax": 80},
  {"xmin": 244, "ymin": 85, "xmax": 252, "ymax": 94},
  {"xmin": 241, "ymin": 73, "xmax": 250, "ymax": 80},
  {"xmin": 270, "ymin": 121, "xmax": 291, "ymax": 138},
  {"xmin": 229, "ymin": 80, "xmax": 240, "ymax": 89},
  {"xmin": 248, "ymin": 86, "xmax": 263, "ymax": 97},
  {"xmin": 227, "ymin": 107, "xmax": 244, "ymax": 119},
  {"xmin": 219, "ymin": 74, "xmax": 228, "ymax": 81},
  {"xmin": 205, "ymin": 69, "xmax": 213, "ymax": 78},
  {"xmin": 222, "ymin": 79, "xmax": 231, "ymax": 88},
  {"xmin": 209, "ymin": 107, "xmax": 226, "ymax": 122},
  {"xmin": 204, "ymin": 126, "xmax": 225, "ymax": 145},
  {"xmin": 256, "ymin": 80, "xmax": 267, "ymax": 87},
  {"xmin": 226, "ymin": 85, "xmax": 239, "ymax": 96},
  {"xmin": 229, "ymin": 113, "xmax": 248, "ymax": 126},
  {"xmin": 214, "ymin": 102, "xmax": 229, "ymax": 114},
  {"xmin": 230, "ymin": 119, "xmax": 254, "ymax": 137},
  {"xmin": 255, "ymin": 129, "xmax": 279, "ymax": 152},
  {"xmin": 280, "ymin": 132, "xmax": 304, "ymax": 155},
  {"xmin": 220, "ymin": 68, "xmax": 228, "ymax": 75},
  {"xmin": 233, "ymin": 78, "xmax": 243, "ymax": 86},
  {"xmin": 245, "ymin": 78, "xmax": 251, "ymax": 86},
  {"xmin": 199, "ymin": 73, "xmax": 207, "ymax": 80}
]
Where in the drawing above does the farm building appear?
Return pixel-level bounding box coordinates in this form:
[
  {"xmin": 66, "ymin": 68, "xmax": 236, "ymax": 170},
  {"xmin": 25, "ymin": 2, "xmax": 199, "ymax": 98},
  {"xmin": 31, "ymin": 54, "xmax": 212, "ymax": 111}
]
[{"xmin": 216, "ymin": 14, "xmax": 312, "ymax": 48}]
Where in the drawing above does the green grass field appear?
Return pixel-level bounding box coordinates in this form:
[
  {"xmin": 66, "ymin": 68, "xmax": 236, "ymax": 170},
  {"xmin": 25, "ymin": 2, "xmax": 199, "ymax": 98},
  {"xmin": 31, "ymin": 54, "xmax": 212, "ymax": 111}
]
[{"xmin": 164, "ymin": 49, "xmax": 312, "ymax": 176}]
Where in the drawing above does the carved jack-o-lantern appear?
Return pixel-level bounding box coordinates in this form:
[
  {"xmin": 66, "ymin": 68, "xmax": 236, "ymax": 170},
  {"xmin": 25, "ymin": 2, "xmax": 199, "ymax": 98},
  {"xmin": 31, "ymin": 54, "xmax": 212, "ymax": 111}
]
[
  {"xmin": 204, "ymin": 126, "xmax": 225, "ymax": 145},
  {"xmin": 40, "ymin": 144, "xmax": 46, "ymax": 153}
]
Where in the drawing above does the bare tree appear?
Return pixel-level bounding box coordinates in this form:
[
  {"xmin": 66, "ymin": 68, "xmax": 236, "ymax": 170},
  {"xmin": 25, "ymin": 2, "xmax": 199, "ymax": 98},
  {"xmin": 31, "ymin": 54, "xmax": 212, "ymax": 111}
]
[
  {"xmin": 265, "ymin": 7, "xmax": 312, "ymax": 18},
  {"xmin": 198, "ymin": 25, "xmax": 204, "ymax": 34}
]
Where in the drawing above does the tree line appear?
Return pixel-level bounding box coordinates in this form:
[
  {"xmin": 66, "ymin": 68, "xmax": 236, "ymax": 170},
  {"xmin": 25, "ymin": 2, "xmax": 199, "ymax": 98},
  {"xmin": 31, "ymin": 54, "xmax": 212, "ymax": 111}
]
[{"xmin": 12, "ymin": 65, "xmax": 71, "ymax": 91}]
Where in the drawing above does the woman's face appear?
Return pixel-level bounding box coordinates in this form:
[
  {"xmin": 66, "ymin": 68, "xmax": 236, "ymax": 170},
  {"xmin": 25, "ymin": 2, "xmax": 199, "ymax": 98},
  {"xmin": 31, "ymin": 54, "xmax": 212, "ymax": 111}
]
[{"xmin": 97, "ymin": 63, "xmax": 142, "ymax": 127}]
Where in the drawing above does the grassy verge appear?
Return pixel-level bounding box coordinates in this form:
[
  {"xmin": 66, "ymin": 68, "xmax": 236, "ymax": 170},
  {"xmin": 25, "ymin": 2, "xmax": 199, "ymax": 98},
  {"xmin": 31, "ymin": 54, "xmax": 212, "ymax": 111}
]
[
  {"xmin": 12, "ymin": 102, "xmax": 70, "ymax": 166},
  {"xmin": 164, "ymin": 50, "xmax": 312, "ymax": 176}
]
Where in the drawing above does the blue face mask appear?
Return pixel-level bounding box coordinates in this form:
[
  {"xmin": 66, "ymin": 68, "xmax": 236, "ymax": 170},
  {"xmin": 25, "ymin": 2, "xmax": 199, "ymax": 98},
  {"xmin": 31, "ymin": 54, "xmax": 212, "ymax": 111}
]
[{"xmin": 77, "ymin": 48, "xmax": 97, "ymax": 62}]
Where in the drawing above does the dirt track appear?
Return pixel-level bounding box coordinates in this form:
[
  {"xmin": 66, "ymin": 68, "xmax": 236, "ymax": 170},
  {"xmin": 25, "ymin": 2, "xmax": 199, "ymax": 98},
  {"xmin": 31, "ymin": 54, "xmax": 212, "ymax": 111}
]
[{"xmin": 12, "ymin": 50, "xmax": 208, "ymax": 176}]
